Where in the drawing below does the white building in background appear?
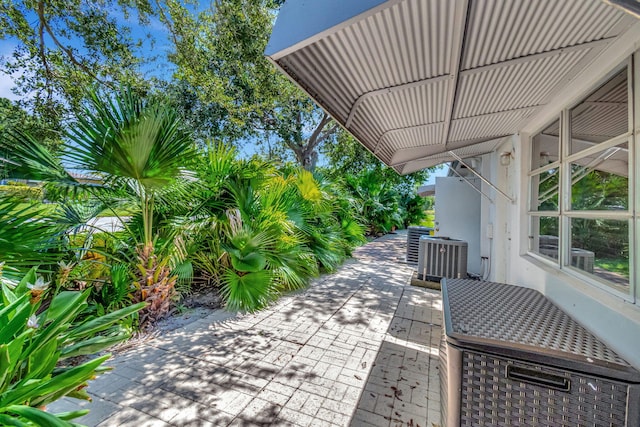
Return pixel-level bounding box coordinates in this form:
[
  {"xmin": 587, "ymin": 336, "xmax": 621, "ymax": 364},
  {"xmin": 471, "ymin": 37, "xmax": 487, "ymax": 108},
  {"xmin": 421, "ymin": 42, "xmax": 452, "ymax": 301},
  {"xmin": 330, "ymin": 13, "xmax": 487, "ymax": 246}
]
[{"xmin": 266, "ymin": 0, "xmax": 640, "ymax": 367}]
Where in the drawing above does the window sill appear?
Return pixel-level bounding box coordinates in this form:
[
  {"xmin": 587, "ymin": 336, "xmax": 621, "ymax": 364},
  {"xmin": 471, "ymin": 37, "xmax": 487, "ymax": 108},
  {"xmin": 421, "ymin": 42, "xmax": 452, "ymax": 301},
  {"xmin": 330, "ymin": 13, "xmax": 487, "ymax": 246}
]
[{"xmin": 522, "ymin": 252, "xmax": 636, "ymax": 306}]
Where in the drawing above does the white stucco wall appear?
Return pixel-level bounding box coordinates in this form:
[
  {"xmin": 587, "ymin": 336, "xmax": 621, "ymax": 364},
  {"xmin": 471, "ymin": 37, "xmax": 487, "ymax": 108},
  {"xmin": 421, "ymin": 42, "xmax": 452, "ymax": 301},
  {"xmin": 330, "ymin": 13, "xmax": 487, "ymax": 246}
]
[
  {"xmin": 434, "ymin": 176, "xmax": 482, "ymax": 275},
  {"xmin": 472, "ymin": 21, "xmax": 640, "ymax": 369},
  {"xmin": 486, "ymin": 132, "xmax": 640, "ymax": 368}
]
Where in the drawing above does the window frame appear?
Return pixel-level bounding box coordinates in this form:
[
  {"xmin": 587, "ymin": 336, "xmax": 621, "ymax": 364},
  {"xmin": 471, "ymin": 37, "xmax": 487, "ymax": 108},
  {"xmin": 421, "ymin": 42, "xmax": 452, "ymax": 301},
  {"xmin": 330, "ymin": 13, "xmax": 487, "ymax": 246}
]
[{"xmin": 527, "ymin": 59, "xmax": 636, "ymax": 303}]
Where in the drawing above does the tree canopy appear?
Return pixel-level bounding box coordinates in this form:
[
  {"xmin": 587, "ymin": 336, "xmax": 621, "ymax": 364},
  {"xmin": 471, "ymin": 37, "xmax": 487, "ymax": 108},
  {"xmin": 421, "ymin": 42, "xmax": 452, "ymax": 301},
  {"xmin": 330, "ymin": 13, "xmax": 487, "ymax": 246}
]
[
  {"xmin": 0, "ymin": 0, "xmax": 156, "ymax": 125},
  {"xmin": 1, "ymin": 0, "xmax": 432, "ymax": 179}
]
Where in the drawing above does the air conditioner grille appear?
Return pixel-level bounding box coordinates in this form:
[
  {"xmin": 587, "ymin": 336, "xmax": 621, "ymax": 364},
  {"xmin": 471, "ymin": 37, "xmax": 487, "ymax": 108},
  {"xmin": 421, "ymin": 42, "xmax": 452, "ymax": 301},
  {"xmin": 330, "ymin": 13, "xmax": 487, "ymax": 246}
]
[
  {"xmin": 417, "ymin": 236, "xmax": 468, "ymax": 279},
  {"xmin": 406, "ymin": 226, "xmax": 433, "ymax": 264}
]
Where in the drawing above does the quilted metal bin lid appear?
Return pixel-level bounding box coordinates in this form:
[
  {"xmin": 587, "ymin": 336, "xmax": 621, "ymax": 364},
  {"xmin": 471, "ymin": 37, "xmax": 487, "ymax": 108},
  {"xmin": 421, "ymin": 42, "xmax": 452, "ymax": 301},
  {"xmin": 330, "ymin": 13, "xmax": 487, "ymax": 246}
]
[{"xmin": 442, "ymin": 278, "xmax": 640, "ymax": 383}]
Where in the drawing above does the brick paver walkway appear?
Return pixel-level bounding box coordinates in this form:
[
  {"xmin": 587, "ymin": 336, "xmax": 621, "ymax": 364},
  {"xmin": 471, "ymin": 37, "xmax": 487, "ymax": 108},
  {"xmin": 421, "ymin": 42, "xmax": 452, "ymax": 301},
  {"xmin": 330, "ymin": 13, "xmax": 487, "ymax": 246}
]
[{"xmin": 50, "ymin": 232, "xmax": 442, "ymax": 426}]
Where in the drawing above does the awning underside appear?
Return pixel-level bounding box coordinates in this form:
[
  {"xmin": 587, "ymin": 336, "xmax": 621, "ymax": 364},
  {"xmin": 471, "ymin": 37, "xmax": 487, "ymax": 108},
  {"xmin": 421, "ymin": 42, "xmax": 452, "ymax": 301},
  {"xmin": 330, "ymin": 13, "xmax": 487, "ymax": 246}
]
[{"xmin": 267, "ymin": 0, "xmax": 636, "ymax": 174}]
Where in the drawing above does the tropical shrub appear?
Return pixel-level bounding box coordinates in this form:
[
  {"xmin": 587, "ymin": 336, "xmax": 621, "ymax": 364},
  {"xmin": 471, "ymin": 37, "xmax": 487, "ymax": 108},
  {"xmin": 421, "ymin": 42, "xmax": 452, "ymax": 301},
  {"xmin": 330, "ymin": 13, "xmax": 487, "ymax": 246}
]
[
  {"xmin": 344, "ymin": 169, "xmax": 403, "ymax": 235},
  {"xmin": 185, "ymin": 144, "xmax": 365, "ymax": 312},
  {"xmin": 0, "ymin": 199, "xmax": 67, "ymax": 280},
  {"xmin": 219, "ymin": 162, "xmax": 319, "ymax": 311},
  {"xmin": 399, "ymin": 192, "xmax": 428, "ymax": 228},
  {"xmin": 2, "ymin": 87, "xmax": 197, "ymax": 326},
  {"xmin": 132, "ymin": 244, "xmax": 176, "ymax": 328},
  {"xmin": 0, "ymin": 184, "xmax": 43, "ymax": 203},
  {"xmin": 90, "ymin": 264, "xmax": 134, "ymax": 317},
  {"xmin": 0, "ymin": 267, "xmax": 144, "ymax": 426}
]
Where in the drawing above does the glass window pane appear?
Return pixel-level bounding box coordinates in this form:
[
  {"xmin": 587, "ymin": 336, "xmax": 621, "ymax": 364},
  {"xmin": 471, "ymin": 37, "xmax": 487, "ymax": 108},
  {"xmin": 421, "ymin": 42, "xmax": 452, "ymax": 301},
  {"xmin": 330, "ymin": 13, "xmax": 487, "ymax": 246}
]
[
  {"xmin": 530, "ymin": 216, "xmax": 559, "ymax": 262},
  {"xmin": 531, "ymin": 119, "xmax": 559, "ymax": 170},
  {"xmin": 531, "ymin": 168, "xmax": 559, "ymax": 211},
  {"xmin": 570, "ymin": 68, "xmax": 628, "ymax": 155},
  {"xmin": 570, "ymin": 218, "xmax": 629, "ymax": 292},
  {"xmin": 570, "ymin": 143, "xmax": 628, "ymax": 211}
]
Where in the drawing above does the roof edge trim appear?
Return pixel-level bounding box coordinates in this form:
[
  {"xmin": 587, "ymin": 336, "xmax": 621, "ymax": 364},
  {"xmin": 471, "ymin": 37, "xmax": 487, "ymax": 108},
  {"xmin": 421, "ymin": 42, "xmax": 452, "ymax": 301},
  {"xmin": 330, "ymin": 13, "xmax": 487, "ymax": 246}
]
[{"xmin": 266, "ymin": 0, "xmax": 402, "ymax": 60}]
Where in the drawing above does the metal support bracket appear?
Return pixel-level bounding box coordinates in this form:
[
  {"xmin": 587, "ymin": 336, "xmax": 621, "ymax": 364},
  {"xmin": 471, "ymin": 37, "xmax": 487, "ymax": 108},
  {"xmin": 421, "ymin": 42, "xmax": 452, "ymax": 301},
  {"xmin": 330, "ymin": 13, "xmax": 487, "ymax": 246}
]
[
  {"xmin": 446, "ymin": 163, "xmax": 495, "ymax": 204},
  {"xmin": 448, "ymin": 151, "xmax": 515, "ymax": 204}
]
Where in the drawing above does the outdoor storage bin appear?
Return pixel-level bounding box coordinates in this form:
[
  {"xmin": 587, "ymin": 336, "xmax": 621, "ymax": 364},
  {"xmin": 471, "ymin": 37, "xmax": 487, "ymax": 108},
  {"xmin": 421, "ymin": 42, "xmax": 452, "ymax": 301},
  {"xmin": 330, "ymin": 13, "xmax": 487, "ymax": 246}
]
[
  {"xmin": 440, "ymin": 278, "xmax": 640, "ymax": 427},
  {"xmin": 406, "ymin": 225, "xmax": 433, "ymax": 264}
]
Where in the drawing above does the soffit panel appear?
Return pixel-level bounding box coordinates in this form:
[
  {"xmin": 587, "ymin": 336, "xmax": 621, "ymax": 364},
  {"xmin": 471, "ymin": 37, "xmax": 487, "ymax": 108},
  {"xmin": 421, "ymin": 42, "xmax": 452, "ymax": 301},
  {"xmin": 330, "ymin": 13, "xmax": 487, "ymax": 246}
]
[
  {"xmin": 381, "ymin": 123, "xmax": 446, "ymax": 151},
  {"xmin": 278, "ymin": 0, "xmax": 457, "ymax": 124},
  {"xmin": 454, "ymin": 49, "xmax": 590, "ymax": 118},
  {"xmin": 571, "ymin": 71, "xmax": 629, "ymax": 142},
  {"xmin": 389, "ymin": 144, "xmax": 444, "ymax": 165},
  {"xmin": 375, "ymin": 123, "xmax": 446, "ymax": 163},
  {"xmin": 449, "ymin": 108, "xmax": 538, "ymax": 143},
  {"xmin": 350, "ymin": 78, "xmax": 450, "ymax": 142},
  {"xmin": 462, "ymin": 0, "xmax": 634, "ymax": 70},
  {"xmin": 572, "ymin": 105, "xmax": 628, "ymax": 142},
  {"xmin": 349, "ymin": 103, "xmax": 388, "ymax": 144}
]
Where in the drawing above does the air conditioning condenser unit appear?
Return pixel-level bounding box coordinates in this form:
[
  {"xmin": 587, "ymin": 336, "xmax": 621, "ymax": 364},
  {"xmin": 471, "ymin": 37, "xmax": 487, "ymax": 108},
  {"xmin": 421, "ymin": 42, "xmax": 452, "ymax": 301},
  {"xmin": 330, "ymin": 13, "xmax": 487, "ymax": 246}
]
[{"xmin": 417, "ymin": 236, "xmax": 468, "ymax": 280}]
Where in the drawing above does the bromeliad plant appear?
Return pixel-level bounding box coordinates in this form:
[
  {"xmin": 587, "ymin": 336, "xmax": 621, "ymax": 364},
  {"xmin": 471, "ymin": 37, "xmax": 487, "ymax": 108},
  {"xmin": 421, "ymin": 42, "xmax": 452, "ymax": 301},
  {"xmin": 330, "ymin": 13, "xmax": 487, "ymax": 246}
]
[{"xmin": 0, "ymin": 267, "xmax": 144, "ymax": 426}]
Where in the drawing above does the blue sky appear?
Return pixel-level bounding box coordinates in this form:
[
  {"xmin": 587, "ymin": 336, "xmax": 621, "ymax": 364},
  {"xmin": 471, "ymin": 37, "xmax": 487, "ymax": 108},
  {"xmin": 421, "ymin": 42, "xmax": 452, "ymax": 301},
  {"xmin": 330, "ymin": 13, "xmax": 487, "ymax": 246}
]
[
  {"xmin": 0, "ymin": 4, "xmax": 175, "ymax": 100},
  {"xmin": 0, "ymin": 4, "xmax": 448, "ymax": 183},
  {"xmin": 424, "ymin": 165, "xmax": 447, "ymax": 184}
]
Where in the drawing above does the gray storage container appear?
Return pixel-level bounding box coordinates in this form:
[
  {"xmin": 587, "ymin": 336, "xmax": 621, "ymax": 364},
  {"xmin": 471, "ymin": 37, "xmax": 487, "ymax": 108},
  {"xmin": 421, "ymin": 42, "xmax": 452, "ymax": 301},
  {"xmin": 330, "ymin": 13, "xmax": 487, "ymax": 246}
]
[{"xmin": 440, "ymin": 278, "xmax": 640, "ymax": 427}]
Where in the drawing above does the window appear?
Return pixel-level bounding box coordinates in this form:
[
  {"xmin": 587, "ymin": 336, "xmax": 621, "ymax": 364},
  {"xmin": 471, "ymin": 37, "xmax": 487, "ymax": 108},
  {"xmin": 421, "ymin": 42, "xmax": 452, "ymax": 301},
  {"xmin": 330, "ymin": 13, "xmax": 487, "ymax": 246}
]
[{"xmin": 528, "ymin": 65, "xmax": 634, "ymax": 300}]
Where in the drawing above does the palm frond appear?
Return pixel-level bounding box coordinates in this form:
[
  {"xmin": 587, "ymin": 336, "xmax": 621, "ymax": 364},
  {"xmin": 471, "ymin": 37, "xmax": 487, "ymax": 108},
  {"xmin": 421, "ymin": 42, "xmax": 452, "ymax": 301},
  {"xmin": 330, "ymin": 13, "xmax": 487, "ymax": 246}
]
[
  {"xmin": 65, "ymin": 87, "xmax": 197, "ymax": 190},
  {"xmin": 221, "ymin": 269, "xmax": 273, "ymax": 312},
  {"xmin": 0, "ymin": 199, "xmax": 66, "ymax": 277}
]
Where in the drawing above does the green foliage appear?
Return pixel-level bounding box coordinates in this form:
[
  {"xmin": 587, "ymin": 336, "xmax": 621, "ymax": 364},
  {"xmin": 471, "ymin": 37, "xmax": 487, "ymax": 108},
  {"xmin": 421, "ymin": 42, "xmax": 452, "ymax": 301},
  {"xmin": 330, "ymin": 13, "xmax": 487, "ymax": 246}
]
[
  {"xmin": 0, "ymin": 185, "xmax": 43, "ymax": 203},
  {"xmin": 162, "ymin": 0, "xmax": 336, "ymax": 169},
  {"xmin": 0, "ymin": 199, "xmax": 66, "ymax": 278},
  {"xmin": 595, "ymin": 257, "xmax": 629, "ymax": 278},
  {"xmin": 420, "ymin": 210, "xmax": 435, "ymax": 228},
  {"xmin": 184, "ymin": 143, "xmax": 363, "ymax": 312},
  {"xmin": 569, "ymin": 168, "xmax": 629, "ymax": 262},
  {"xmin": 400, "ymin": 192, "xmax": 428, "ymax": 229},
  {"xmin": 344, "ymin": 169, "xmax": 402, "ymax": 235},
  {"xmin": 0, "ymin": 0, "xmax": 153, "ymax": 126},
  {"xmin": 571, "ymin": 168, "xmax": 628, "ymax": 211},
  {"xmin": 0, "ymin": 267, "xmax": 144, "ymax": 426},
  {"xmin": 321, "ymin": 131, "xmax": 431, "ymax": 234},
  {"xmin": 2, "ymin": 87, "xmax": 198, "ymax": 327},
  {"xmin": 0, "ymin": 130, "xmax": 79, "ymax": 191},
  {"xmin": 92, "ymin": 264, "xmax": 133, "ymax": 315},
  {"xmin": 0, "ymin": 98, "xmax": 62, "ymax": 156},
  {"xmin": 321, "ymin": 130, "xmax": 430, "ymax": 188}
]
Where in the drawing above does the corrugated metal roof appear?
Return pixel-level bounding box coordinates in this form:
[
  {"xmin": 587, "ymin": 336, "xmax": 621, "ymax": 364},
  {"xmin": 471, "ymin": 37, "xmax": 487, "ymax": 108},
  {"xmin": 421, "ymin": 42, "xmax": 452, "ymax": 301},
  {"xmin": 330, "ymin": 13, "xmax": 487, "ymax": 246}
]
[
  {"xmin": 449, "ymin": 108, "xmax": 537, "ymax": 142},
  {"xmin": 571, "ymin": 68, "xmax": 629, "ymax": 142},
  {"xmin": 268, "ymin": 0, "xmax": 638, "ymax": 173},
  {"xmin": 461, "ymin": 0, "xmax": 628, "ymax": 70},
  {"xmin": 454, "ymin": 49, "xmax": 591, "ymax": 118},
  {"xmin": 348, "ymin": 77, "xmax": 450, "ymax": 145}
]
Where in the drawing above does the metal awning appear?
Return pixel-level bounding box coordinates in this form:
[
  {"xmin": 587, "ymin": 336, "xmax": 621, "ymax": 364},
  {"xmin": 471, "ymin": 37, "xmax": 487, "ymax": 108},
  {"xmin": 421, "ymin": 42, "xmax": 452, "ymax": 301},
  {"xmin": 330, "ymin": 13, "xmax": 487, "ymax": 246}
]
[{"xmin": 266, "ymin": 0, "xmax": 637, "ymax": 174}]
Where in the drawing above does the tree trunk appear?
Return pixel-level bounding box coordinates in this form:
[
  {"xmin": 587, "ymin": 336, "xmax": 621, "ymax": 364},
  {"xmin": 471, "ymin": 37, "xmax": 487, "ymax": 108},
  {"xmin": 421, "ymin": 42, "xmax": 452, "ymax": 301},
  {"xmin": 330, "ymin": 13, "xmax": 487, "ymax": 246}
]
[
  {"xmin": 294, "ymin": 146, "xmax": 318, "ymax": 171},
  {"xmin": 286, "ymin": 113, "xmax": 337, "ymax": 172}
]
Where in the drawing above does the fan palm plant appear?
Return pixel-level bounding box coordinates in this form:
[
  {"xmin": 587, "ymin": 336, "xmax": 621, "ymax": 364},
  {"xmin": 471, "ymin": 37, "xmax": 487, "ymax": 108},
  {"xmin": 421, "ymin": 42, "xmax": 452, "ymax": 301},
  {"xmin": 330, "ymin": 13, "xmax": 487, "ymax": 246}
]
[
  {"xmin": 62, "ymin": 88, "xmax": 197, "ymax": 326},
  {"xmin": 345, "ymin": 169, "xmax": 403, "ymax": 235},
  {"xmin": 65, "ymin": 88, "xmax": 196, "ymax": 247}
]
